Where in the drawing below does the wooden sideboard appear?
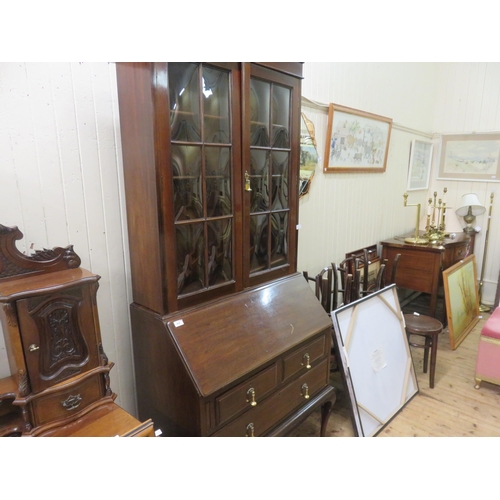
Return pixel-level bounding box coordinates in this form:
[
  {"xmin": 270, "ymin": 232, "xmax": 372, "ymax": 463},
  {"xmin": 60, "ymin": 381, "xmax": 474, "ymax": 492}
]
[
  {"xmin": 381, "ymin": 231, "xmax": 474, "ymax": 319},
  {"xmin": 0, "ymin": 224, "xmax": 153, "ymax": 437}
]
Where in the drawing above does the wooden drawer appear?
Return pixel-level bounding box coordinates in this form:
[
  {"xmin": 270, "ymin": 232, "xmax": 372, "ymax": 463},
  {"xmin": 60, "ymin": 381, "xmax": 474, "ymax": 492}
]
[
  {"xmin": 213, "ymin": 357, "xmax": 329, "ymax": 437},
  {"xmin": 215, "ymin": 364, "xmax": 278, "ymax": 426},
  {"xmin": 282, "ymin": 335, "xmax": 327, "ymax": 381},
  {"xmin": 31, "ymin": 373, "xmax": 104, "ymax": 427}
]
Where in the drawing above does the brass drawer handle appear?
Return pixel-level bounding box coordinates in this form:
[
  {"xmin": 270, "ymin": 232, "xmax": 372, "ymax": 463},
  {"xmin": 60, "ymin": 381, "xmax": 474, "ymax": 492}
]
[
  {"xmin": 301, "ymin": 383, "xmax": 310, "ymax": 399},
  {"xmin": 246, "ymin": 387, "xmax": 257, "ymax": 406},
  {"xmin": 29, "ymin": 344, "xmax": 40, "ymax": 352},
  {"xmin": 302, "ymin": 353, "xmax": 311, "ymax": 369},
  {"xmin": 246, "ymin": 423, "xmax": 255, "ymax": 437},
  {"xmin": 61, "ymin": 394, "xmax": 82, "ymax": 411}
]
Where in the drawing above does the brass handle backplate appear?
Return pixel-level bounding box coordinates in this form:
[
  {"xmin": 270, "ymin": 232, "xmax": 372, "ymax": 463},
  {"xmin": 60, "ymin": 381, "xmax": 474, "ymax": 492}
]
[{"xmin": 61, "ymin": 393, "xmax": 82, "ymax": 411}]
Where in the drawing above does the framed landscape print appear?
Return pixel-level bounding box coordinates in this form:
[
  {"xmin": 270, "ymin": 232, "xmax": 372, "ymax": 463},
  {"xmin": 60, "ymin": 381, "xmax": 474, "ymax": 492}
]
[
  {"xmin": 443, "ymin": 255, "xmax": 480, "ymax": 350},
  {"xmin": 407, "ymin": 139, "xmax": 433, "ymax": 191},
  {"xmin": 331, "ymin": 285, "xmax": 418, "ymax": 437},
  {"xmin": 438, "ymin": 133, "xmax": 500, "ymax": 182},
  {"xmin": 323, "ymin": 103, "xmax": 392, "ymax": 173}
]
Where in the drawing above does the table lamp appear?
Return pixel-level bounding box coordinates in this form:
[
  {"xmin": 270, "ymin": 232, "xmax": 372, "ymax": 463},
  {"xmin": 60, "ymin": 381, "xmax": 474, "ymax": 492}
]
[{"xmin": 455, "ymin": 193, "xmax": 485, "ymax": 235}]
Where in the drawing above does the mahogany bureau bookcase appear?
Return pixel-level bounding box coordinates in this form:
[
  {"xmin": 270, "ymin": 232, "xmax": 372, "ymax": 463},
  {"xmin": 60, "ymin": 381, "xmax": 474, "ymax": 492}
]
[
  {"xmin": 0, "ymin": 224, "xmax": 153, "ymax": 437},
  {"xmin": 116, "ymin": 62, "xmax": 336, "ymax": 437}
]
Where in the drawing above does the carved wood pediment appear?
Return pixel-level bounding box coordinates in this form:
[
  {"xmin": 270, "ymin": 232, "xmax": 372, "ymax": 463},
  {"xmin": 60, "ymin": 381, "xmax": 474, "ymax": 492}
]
[{"xmin": 0, "ymin": 224, "xmax": 81, "ymax": 282}]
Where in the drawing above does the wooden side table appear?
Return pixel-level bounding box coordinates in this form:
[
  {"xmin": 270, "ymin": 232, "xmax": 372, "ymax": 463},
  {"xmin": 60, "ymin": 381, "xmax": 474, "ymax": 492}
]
[{"xmin": 381, "ymin": 232, "xmax": 474, "ymax": 319}]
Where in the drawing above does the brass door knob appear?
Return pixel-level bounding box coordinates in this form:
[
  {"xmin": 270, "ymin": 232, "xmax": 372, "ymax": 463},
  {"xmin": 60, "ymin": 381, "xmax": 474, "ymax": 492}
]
[{"xmin": 29, "ymin": 344, "xmax": 40, "ymax": 352}]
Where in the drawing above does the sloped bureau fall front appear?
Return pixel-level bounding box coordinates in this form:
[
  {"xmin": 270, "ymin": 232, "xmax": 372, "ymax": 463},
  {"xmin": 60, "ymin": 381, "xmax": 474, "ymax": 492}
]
[{"xmin": 131, "ymin": 274, "xmax": 335, "ymax": 436}]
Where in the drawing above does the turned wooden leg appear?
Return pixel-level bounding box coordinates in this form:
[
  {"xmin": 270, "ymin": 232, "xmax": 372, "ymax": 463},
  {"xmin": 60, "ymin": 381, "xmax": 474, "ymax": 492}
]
[
  {"xmin": 320, "ymin": 394, "xmax": 336, "ymax": 437},
  {"xmin": 423, "ymin": 336, "xmax": 431, "ymax": 373},
  {"xmin": 429, "ymin": 333, "xmax": 438, "ymax": 389}
]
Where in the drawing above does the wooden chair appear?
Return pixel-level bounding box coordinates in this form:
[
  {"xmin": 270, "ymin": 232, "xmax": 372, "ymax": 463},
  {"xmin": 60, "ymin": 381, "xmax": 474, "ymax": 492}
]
[
  {"xmin": 366, "ymin": 253, "xmax": 401, "ymax": 294},
  {"xmin": 303, "ymin": 265, "xmax": 339, "ymax": 315},
  {"xmin": 337, "ymin": 256, "xmax": 366, "ymax": 304},
  {"xmin": 404, "ymin": 313, "xmax": 443, "ymax": 388},
  {"xmin": 303, "ymin": 266, "xmax": 340, "ymax": 372}
]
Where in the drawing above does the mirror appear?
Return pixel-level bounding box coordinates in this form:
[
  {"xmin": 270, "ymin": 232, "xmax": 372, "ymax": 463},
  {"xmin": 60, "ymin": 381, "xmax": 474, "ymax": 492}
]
[{"xmin": 299, "ymin": 112, "xmax": 319, "ymax": 198}]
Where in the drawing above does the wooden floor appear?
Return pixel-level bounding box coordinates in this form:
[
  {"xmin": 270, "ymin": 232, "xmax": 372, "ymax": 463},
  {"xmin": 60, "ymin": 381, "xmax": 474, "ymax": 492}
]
[{"xmin": 291, "ymin": 306, "xmax": 500, "ymax": 437}]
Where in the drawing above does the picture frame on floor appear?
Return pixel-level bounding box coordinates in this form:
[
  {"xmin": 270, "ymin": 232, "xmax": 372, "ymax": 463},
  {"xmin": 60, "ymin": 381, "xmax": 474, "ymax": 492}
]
[
  {"xmin": 443, "ymin": 254, "xmax": 480, "ymax": 350},
  {"xmin": 331, "ymin": 285, "xmax": 419, "ymax": 437}
]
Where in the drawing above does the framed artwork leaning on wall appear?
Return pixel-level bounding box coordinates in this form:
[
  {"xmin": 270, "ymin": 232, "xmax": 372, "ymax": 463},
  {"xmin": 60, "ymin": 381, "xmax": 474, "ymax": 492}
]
[{"xmin": 443, "ymin": 254, "xmax": 480, "ymax": 350}]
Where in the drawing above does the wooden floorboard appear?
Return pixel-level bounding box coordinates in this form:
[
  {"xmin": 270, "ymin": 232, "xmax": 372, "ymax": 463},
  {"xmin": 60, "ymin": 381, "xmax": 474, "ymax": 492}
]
[{"xmin": 291, "ymin": 307, "xmax": 500, "ymax": 437}]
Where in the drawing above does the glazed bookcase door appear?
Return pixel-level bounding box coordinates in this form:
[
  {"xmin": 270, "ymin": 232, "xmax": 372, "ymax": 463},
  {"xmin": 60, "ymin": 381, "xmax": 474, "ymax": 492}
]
[
  {"xmin": 164, "ymin": 62, "xmax": 243, "ymax": 311},
  {"xmin": 243, "ymin": 64, "xmax": 300, "ymax": 288}
]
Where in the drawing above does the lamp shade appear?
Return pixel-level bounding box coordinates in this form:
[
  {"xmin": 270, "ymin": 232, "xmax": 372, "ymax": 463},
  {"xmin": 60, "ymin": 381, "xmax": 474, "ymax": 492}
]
[{"xmin": 455, "ymin": 193, "xmax": 486, "ymax": 216}]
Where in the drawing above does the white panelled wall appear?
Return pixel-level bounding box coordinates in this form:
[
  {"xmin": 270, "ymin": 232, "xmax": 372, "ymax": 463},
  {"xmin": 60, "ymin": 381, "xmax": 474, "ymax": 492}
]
[
  {"xmin": 1, "ymin": 62, "xmax": 499, "ymax": 418},
  {"xmin": 299, "ymin": 62, "xmax": 500, "ymax": 308},
  {"xmin": 0, "ymin": 63, "xmax": 135, "ymax": 414}
]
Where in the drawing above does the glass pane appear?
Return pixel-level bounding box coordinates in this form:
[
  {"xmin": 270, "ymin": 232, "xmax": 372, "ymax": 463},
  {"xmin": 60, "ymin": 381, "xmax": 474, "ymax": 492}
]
[
  {"xmin": 203, "ymin": 66, "xmax": 230, "ymax": 144},
  {"xmin": 249, "ymin": 149, "xmax": 269, "ymax": 213},
  {"xmin": 176, "ymin": 223, "xmax": 205, "ymax": 295},
  {"xmin": 250, "ymin": 78, "xmax": 270, "ymax": 146},
  {"xmin": 207, "ymin": 219, "xmax": 233, "ymax": 285},
  {"xmin": 205, "ymin": 147, "xmax": 231, "ymax": 217},
  {"xmin": 249, "ymin": 214, "xmax": 268, "ymax": 273},
  {"xmin": 172, "ymin": 145, "xmax": 203, "ymax": 221},
  {"xmin": 272, "ymin": 85, "xmax": 290, "ymax": 148},
  {"xmin": 169, "ymin": 63, "xmax": 201, "ymax": 142},
  {"xmin": 271, "ymin": 151, "xmax": 289, "ymax": 210},
  {"xmin": 270, "ymin": 212, "xmax": 288, "ymax": 268}
]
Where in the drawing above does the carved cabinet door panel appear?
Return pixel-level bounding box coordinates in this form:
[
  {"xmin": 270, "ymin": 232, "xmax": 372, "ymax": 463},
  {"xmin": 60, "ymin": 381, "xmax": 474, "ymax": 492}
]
[{"xmin": 16, "ymin": 284, "xmax": 100, "ymax": 393}]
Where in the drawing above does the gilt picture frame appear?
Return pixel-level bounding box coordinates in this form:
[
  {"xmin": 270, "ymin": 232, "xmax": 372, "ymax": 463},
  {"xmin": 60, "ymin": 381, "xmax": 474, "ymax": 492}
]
[
  {"xmin": 407, "ymin": 139, "xmax": 433, "ymax": 191},
  {"xmin": 323, "ymin": 103, "xmax": 392, "ymax": 173},
  {"xmin": 442, "ymin": 254, "xmax": 480, "ymax": 350},
  {"xmin": 437, "ymin": 133, "xmax": 500, "ymax": 182}
]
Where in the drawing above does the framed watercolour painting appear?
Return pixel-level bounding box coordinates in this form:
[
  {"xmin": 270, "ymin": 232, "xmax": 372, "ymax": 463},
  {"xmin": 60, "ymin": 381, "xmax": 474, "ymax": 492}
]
[
  {"xmin": 443, "ymin": 254, "xmax": 480, "ymax": 350},
  {"xmin": 323, "ymin": 103, "xmax": 392, "ymax": 173},
  {"xmin": 407, "ymin": 139, "xmax": 433, "ymax": 191},
  {"xmin": 438, "ymin": 133, "xmax": 500, "ymax": 182}
]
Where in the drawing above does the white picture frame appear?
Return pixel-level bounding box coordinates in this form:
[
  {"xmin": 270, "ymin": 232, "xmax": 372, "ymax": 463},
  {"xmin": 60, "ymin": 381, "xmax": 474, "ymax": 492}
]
[
  {"xmin": 331, "ymin": 285, "xmax": 419, "ymax": 437},
  {"xmin": 407, "ymin": 139, "xmax": 433, "ymax": 191}
]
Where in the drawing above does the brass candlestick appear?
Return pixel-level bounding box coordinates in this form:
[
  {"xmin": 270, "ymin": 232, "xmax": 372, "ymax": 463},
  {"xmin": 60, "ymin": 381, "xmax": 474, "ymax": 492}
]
[
  {"xmin": 403, "ymin": 193, "xmax": 428, "ymax": 244},
  {"xmin": 423, "ymin": 187, "xmax": 447, "ymax": 244}
]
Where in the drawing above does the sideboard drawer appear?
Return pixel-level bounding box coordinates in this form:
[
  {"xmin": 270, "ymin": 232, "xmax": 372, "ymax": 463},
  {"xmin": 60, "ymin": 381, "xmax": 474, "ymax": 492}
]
[
  {"xmin": 215, "ymin": 363, "xmax": 278, "ymax": 426},
  {"xmin": 213, "ymin": 357, "xmax": 329, "ymax": 437},
  {"xmin": 30, "ymin": 373, "xmax": 104, "ymax": 427},
  {"xmin": 282, "ymin": 335, "xmax": 327, "ymax": 382}
]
